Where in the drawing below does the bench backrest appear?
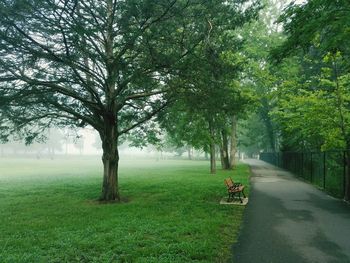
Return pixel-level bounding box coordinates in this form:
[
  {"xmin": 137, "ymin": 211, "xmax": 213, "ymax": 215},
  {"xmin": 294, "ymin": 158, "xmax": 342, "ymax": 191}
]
[{"xmin": 224, "ymin": 177, "xmax": 234, "ymax": 189}]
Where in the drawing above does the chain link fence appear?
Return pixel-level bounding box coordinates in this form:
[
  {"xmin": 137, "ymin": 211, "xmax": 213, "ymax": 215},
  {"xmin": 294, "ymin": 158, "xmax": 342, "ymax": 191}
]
[{"xmin": 260, "ymin": 151, "xmax": 346, "ymax": 198}]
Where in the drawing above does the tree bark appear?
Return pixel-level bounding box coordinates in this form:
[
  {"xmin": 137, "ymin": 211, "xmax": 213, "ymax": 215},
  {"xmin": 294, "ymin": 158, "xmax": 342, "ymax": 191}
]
[
  {"xmin": 229, "ymin": 115, "xmax": 237, "ymax": 169},
  {"xmin": 209, "ymin": 121, "xmax": 216, "ymax": 174},
  {"xmin": 187, "ymin": 146, "xmax": 192, "ymax": 160},
  {"xmin": 99, "ymin": 115, "xmax": 120, "ymax": 202},
  {"xmin": 220, "ymin": 129, "xmax": 230, "ymax": 169},
  {"xmin": 220, "ymin": 147, "xmax": 225, "ymax": 169},
  {"xmin": 210, "ymin": 142, "xmax": 216, "ymax": 174}
]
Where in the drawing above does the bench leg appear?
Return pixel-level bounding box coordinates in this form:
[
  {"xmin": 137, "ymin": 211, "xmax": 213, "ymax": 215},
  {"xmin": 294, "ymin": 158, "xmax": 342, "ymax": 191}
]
[
  {"xmin": 227, "ymin": 192, "xmax": 232, "ymax": 202},
  {"xmin": 238, "ymin": 191, "xmax": 243, "ymax": 203},
  {"xmin": 227, "ymin": 191, "xmax": 246, "ymax": 203},
  {"xmin": 242, "ymin": 189, "xmax": 246, "ymax": 199}
]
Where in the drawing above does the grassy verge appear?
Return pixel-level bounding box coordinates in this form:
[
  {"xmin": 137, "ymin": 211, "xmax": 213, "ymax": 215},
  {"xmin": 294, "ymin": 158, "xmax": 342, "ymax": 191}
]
[{"xmin": 0, "ymin": 157, "xmax": 250, "ymax": 262}]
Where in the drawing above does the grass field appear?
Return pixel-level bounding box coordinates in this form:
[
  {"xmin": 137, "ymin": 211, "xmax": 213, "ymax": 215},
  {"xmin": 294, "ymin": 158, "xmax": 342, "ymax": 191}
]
[{"xmin": 0, "ymin": 156, "xmax": 250, "ymax": 263}]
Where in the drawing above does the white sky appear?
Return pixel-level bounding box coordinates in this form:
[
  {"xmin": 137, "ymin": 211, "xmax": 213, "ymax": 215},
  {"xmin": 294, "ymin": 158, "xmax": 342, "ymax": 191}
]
[{"xmin": 291, "ymin": 0, "xmax": 307, "ymax": 4}]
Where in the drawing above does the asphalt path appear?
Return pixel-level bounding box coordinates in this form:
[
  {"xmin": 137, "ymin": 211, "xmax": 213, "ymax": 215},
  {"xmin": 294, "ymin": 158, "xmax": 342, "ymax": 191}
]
[{"xmin": 232, "ymin": 159, "xmax": 350, "ymax": 263}]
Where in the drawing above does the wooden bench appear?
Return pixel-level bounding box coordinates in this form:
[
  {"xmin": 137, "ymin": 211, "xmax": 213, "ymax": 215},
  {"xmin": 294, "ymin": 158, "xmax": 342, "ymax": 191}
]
[{"xmin": 224, "ymin": 177, "xmax": 246, "ymax": 203}]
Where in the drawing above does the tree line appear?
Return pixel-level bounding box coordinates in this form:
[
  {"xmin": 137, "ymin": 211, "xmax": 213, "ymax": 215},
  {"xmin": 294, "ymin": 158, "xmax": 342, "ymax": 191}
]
[{"xmin": 239, "ymin": 0, "xmax": 350, "ymax": 200}]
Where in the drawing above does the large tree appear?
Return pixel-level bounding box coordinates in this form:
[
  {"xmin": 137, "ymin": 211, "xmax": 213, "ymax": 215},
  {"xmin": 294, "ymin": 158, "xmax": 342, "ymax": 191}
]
[{"xmin": 0, "ymin": 0, "xmax": 259, "ymax": 201}]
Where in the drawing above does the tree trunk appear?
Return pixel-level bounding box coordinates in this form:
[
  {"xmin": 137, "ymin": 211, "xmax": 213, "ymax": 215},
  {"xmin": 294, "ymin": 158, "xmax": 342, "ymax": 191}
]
[
  {"xmin": 187, "ymin": 146, "xmax": 192, "ymax": 160},
  {"xmin": 210, "ymin": 142, "xmax": 216, "ymax": 174},
  {"xmin": 209, "ymin": 121, "xmax": 216, "ymax": 174},
  {"xmin": 100, "ymin": 119, "xmax": 120, "ymax": 202},
  {"xmin": 220, "ymin": 147, "xmax": 225, "ymax": 169},
  {"xmin": 229, "ymin": 115, "xmax": 237, "ymax": 169},
  {"xmin": 220, "ymin": 129, "xmax": 230, "ymax": 169}
]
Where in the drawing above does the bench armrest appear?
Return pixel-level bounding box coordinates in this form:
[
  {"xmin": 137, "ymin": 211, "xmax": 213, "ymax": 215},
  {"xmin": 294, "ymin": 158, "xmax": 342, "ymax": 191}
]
[{"xmin": 228, "ymin": 185, "xmax": 243, "ymax": 191}]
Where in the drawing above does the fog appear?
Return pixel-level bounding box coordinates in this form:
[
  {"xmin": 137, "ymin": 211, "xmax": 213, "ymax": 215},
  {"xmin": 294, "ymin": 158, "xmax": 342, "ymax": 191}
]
[{"xmin": 0, "ymin": 128, "xmax": 205, "ymax": 160}]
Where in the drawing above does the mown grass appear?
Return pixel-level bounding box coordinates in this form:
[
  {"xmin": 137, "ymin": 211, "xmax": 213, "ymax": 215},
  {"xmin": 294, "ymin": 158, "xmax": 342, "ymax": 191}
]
[{"xmin": 0, "ymin": 156, "xmax": 250, "ymax": 262}]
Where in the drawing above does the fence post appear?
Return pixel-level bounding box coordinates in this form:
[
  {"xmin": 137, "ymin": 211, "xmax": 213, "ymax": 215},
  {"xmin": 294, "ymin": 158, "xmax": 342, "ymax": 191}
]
[
  {"xmin": 323, "ymin": 152, "xmax": 326, "ymax": 189},
  {"xmin": 310, "ymin": 153, "xmax": 313, "ymax": 183},
  {"xmin": 275, "ymin": 152, "xmax": 277, "ymax": 166},
  {"xmin": 344, "ymin": 151, "xmax": 346, "ymax": 198},
  {"xmin": 301, "ymin": 152, "xmax": 304, "ymax": 177}
]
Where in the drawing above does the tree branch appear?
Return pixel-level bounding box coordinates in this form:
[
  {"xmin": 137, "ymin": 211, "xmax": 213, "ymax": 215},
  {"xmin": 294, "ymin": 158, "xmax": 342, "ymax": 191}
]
[
  {"xmin": 119, "ymin": 101, "xmax": 169, "ymax": 135},
  {"xmin": 125, "ymin": 90, "xmax": 167, "ymax": 101}
]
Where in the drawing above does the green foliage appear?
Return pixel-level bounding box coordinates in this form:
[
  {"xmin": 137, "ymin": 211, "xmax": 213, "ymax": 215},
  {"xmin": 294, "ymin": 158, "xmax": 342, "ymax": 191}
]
[
  {"xmin": 0, "ymin": 157, "xmax": 250, "ymax": 262},
  {"xmin": 273, "ymin": 89, "xmax": 343, "ymax": 150},
  {"xmin": 158, "ymin": 102, "xmax": 211, "ymax": 151},
  {"xmin": 261, "ymin": 0, "xmax": 350, "ymax": 153},
  {"xmin": 159, "ymin": 10, "xmax": 260, "ymax": 154},
  {"xmin": 272, "ymin": 0, "xmax": 350, "ymax": 62},
  {"xmin": 235, "ymin": 0, "xmax": 291, "ymax": 153},
  {"xmin": 271, "ymin": 50, "xmax": 350, "ymax": 151},
  {"xmin": 0, "ymin": 0, "xmax": 259, "ymax": 142},
  {"xmin": 237, "ymin": 113, "xmax": 271, "ymax": 155}
]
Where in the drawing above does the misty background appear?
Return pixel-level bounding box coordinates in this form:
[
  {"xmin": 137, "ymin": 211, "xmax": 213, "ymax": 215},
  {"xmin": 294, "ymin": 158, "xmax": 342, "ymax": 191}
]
[{"xmin": 0, "ymin": 127, "xmax": 208, "ymax": 160}]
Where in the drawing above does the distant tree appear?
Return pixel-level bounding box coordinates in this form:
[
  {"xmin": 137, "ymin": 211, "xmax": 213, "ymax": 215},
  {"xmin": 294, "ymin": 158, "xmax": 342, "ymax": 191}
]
[
  {"xmin": 237, "ymin": 113, "xmax": 270, "ymax": 156},
  {"xmin": 159, "ymin": 50, "xmax": 255, "ymax": 173},
  {"xmin": 0, "ymin": 140, "xmax": 24, "ymax": 155},
  {"xmin": 92, "ymin": 133, "xmax": 102, "ymax": 152},
  {"xmin": 74, "ymin": 136, "xmax": 84, "ymax": 155},
  {"xmin": 0, "ymin": 128, "xmax": 63, "ymax": 157},
  {"xmin": 155, "ymin": 0, "xmax": 261, "ymax": 172},
  {"xmin": 233, "ymin": 0, "xmax": 304, "ymax": 155},
  {"xmin": 46, "ymin": 128, "xmax": 64, "ymax": 157}
]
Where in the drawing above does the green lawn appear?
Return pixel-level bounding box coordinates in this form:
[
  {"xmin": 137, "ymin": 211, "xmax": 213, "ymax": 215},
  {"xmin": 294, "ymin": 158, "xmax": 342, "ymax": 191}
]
[{"xmin": 0, "ymin": 156, "xmax": 250, "ymax": 263}]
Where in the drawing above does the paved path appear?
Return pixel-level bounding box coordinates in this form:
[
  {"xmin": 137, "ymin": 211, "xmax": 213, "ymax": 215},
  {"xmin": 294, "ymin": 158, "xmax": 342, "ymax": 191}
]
[{"xmin": 232, "ymin": 159, "xmax": 350, "ymax": 263}]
